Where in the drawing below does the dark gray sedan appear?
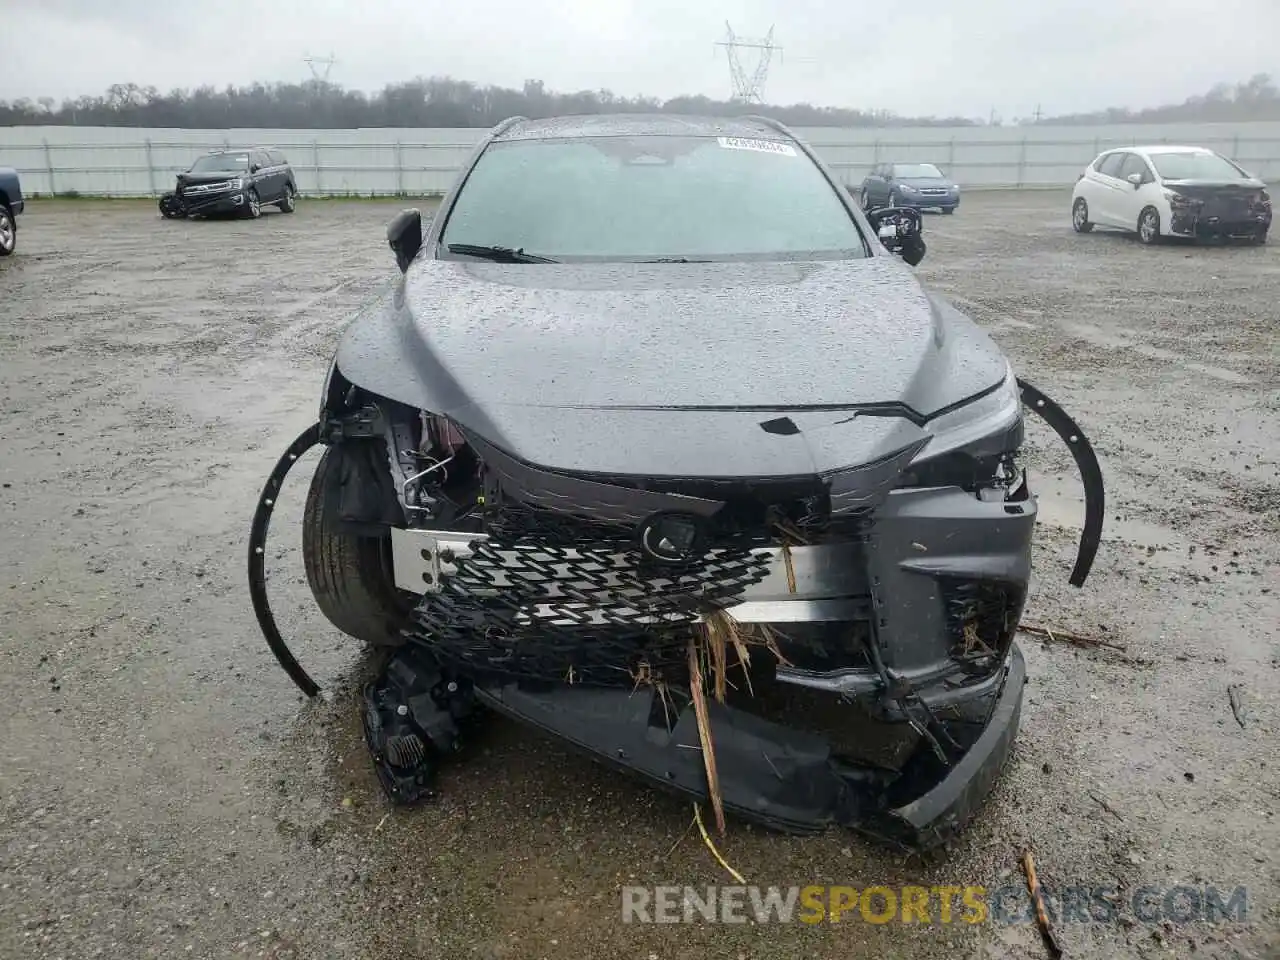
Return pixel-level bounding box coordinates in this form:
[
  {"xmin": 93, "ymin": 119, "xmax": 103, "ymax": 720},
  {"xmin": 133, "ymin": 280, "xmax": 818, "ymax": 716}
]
[{"xmin": 859, "ymin": 162, "xmax": 961, "ymax": 213}]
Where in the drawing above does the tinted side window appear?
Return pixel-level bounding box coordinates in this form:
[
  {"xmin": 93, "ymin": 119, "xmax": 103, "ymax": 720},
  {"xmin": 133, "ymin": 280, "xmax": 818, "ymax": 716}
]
[{"xmin": 1097, "ymin": 153, "xmax": 1127, "ymax": 178}]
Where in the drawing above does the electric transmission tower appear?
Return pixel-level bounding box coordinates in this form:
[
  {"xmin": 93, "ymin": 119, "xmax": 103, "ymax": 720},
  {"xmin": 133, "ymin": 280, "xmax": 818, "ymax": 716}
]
[
  {"xmin": 302, "ymin": 52, "xmax": 337, "ymax": 83},
  {"xmin": 714, "ymin": 22, "xmax": 780, "ymax": 104}
]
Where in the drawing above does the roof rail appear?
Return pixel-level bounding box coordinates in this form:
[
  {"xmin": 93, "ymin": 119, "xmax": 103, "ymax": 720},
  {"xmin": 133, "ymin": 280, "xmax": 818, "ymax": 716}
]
[{"xmin": 491, "ymin": 116, "xmax": 528, "ymax": 137}]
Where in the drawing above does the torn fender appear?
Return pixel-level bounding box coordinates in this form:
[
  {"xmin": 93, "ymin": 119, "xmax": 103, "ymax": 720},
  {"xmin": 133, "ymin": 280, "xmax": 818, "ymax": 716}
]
[
  {"xmin": 248, "ymin": 422, "xmax": 324, "ymax": 697},
  {"xmin": 1016, "ymin": 378, "xmax": 1105, "ymax": 587}
]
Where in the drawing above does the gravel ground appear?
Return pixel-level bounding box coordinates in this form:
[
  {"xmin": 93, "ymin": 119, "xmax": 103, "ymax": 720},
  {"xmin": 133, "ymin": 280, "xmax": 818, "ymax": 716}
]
[{"xmin": 1, "ymin": 193, "xmax": 1277, "ymax": 960}]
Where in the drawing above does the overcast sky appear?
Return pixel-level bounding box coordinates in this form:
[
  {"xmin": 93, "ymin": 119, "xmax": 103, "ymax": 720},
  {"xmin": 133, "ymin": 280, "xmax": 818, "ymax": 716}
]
[{"xmin": 2, "ymin": 0, "xmax": 1276, "ymax": 119}]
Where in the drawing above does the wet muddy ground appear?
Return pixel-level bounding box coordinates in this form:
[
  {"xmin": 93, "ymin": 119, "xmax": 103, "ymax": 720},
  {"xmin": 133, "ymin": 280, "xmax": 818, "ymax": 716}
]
[{"xmin": 1, "ymin": 193, "xmax": 1277, "ymax": 959}]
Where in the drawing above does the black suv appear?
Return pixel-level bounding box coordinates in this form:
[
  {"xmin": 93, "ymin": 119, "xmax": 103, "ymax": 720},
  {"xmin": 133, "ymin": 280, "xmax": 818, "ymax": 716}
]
[{"xmin": 160, "ymin": 147, "xmax": 297, "ymax": 219}]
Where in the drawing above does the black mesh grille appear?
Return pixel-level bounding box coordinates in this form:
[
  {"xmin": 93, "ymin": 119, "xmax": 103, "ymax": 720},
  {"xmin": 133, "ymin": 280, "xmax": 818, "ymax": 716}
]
[{"xmin": 403, "ymin": 506, "xmax": 773, "ymax": 687}]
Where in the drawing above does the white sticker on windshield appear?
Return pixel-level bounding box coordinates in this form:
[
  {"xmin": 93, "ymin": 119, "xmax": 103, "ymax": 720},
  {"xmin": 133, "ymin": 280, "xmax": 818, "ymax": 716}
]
[{"xmin": 717, "ymin": 136, "xmax": 797, "ymax": 157}]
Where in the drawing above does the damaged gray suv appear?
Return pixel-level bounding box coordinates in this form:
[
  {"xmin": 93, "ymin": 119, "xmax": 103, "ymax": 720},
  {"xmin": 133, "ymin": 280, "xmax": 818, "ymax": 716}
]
[{"xmin": 250, "ymin": 114, "xmax": 1104, "ymax": 851}]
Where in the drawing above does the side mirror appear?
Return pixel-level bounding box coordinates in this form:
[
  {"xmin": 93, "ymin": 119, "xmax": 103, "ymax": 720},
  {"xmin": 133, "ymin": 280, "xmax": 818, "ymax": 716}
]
[
  {"xmin": 250, "ymin": 163, "xmax": 260, "ymax": 173},
  {"xmin": 867, "ymin": 207, "xmax": 926, "ymax": 266},
  {"xmin": 387, "ymin": 208, "xmax": 423, "ymax": 273},
  {"xmin": 1126, "ymin": 173, "xmax": 1143, "ymax": 188}
]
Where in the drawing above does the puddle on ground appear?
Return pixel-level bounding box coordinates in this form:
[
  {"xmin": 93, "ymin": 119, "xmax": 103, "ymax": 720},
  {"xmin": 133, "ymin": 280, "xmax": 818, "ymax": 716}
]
[
  {"xmin": 1031, "ymin": 468, "xmax": 1181, "ymax": 548},
  {"xmin": 1028, "ymin": 469, "xmax": 1250, "ymax": 582}
]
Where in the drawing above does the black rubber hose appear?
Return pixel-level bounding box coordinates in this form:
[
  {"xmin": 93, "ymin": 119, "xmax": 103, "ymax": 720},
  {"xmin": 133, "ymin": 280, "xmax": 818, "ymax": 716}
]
[
  {"xmin": 248, "ymin": 422, "xmax": 324, "ymax": 697},
  {"xmin": 1017, "ymin": 378, "xmax": 1105, "ymax": 588}
]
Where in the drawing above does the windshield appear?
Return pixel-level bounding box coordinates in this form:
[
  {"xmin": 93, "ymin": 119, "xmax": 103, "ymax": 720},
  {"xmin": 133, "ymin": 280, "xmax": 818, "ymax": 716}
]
[
  {"xmin": 892, "ymin": 163, "xmax": 944, "ymax": 178},
  {"xmin": 188, "ymin": 154, "xmax": 249, "ymax": 174},
  {"xmin": 1150, "ymin": 152, "xmax": 1248, "ymax": 181},
  {"xmin": 439, "ymin": 135, "xmax": 868, "ymax": 261}
]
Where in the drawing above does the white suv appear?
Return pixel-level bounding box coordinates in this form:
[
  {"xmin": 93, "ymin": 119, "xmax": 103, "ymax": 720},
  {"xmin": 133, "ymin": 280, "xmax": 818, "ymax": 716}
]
[{"xmin": 1071, "ymin": 145, "xmax": 1271, "ymax": 245}]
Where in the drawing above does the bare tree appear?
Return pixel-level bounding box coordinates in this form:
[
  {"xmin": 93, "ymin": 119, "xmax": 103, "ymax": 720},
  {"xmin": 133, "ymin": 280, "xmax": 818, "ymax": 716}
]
[
  {"xmin": 0, "ymin": 76, "xmax": 978, "ymax": 128},
  {"xmin": 4, "ymin": 74, "xmax": 1275, "ymax": 129}
]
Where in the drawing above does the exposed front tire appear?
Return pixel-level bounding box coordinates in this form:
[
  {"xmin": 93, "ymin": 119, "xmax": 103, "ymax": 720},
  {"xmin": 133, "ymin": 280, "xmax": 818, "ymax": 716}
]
[
  {"xmin": 1249, "ymin": 227, "xmax": 1268, "ymax": 246},
  {"xmin": 244, "ymin": 189, "xmax": 262, "ymax": 219},
  {"xmin": 278, "ymin": 183, "xmax": 296, "ymax": 213},
  {"xmin": 0, "ymin": 204, "xmax": 15, "ymax": 256},
  {"xmin": 1137, "ymin": 206, "xmax": 1161, "ymax": 245},
  {"xmin": 1072, "ymin": 198, "xmax": 1094, "ymax": 233},
  {"xmin": 302, "ymin": 443, "xmax": 414, "ymax": 648}
]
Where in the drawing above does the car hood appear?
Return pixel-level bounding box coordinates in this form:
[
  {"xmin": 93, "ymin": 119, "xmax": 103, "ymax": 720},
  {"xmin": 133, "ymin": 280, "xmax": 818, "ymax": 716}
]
[{"xmin": 334, "ymin": 257, "xmax": 1009, "ymax": 476}]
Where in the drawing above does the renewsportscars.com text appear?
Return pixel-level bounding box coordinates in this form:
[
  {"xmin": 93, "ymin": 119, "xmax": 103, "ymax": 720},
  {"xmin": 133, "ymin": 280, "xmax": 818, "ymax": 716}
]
[{"xmin": 621, "ymin": 884, "xmax": 1249, "ymax": 925}]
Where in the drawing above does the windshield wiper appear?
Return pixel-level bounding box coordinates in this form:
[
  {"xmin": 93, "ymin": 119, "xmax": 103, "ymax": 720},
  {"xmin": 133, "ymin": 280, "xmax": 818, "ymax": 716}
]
[{"xmin": 446, "ymin": 243, "xmax": 558, "ymax": 264}]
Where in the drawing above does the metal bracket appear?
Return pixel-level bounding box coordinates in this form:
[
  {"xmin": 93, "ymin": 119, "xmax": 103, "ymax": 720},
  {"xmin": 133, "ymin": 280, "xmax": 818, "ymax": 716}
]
[{"xmin": 390, "ymin": 528, "xmax": 487, "ymax": 593}]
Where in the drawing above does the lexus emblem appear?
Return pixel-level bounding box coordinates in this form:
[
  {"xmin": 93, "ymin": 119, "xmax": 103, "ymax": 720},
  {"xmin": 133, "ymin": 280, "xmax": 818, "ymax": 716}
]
[{"xmin": 637, "ymin": 512, "xmax": 705, "ymax": 564}]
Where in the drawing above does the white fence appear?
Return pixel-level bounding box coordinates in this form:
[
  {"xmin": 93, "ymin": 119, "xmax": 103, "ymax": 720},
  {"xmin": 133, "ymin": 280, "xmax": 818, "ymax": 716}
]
[{"xmin": 4, "ymin": 121, "xmax": 1280, "ymax": 197}]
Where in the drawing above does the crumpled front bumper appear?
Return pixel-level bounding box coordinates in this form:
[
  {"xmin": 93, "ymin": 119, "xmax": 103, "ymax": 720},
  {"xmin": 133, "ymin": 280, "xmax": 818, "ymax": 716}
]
[
  {"xmin": 1169, "ymin": 200, "xmax": 1271, "ymax": 239},
  {"xmin": 248, "ymin": 378, "xmax": 1101, "ymax": 851},
  {"xmin": 365, "ymin": 637, "xmax": 1025, "ymax": 849},
  {"xmin": 479, "ymin": 645, "xmax": 1025, "ymax": 848},
  {"xmin": 389, "ymin": 480, "xmax": 1035, "ymax": 720},
  {"xmin": 177, "ymin": 189, "xmax": 247, "ymax": 216}
]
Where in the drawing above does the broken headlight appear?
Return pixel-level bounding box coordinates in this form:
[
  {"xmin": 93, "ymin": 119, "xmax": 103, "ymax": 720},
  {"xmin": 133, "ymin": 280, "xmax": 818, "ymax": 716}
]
[
  {"xmin": 912, "ymin": 361, "xmax": 1020, "ymax": 466},
  {"xmin": 1162, "ymin": 188, "xmax": 1200, "ymax": 210}
]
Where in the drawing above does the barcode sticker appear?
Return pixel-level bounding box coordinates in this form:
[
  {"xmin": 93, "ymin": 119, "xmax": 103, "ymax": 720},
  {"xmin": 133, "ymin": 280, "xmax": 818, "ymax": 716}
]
[{"xmin": 716, "ymin": 137, "xmax": 798, "ymax": 157}]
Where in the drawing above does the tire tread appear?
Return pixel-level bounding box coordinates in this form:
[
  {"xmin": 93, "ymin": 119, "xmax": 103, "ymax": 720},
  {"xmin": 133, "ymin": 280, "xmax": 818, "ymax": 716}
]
[{"xmin": 302, "ymin": 445, "xmax": 412, "ymax": 647}]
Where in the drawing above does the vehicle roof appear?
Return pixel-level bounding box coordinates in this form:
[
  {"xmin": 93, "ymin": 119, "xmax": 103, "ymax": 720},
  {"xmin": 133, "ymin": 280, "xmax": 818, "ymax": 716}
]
[
  {"xmin": 1101, "ymin": 144, "xmax": 1215, "ymax": 157},
  {"xmin": 493, "ymin": 113, "xmax": 791, "ymax": 142}
]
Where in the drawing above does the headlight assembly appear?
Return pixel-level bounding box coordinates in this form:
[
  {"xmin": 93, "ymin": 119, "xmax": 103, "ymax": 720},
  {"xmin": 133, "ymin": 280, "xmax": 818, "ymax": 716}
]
[{"xmin": 912, "ymin": 361, "xmax": 1021, "ymax": 465}]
